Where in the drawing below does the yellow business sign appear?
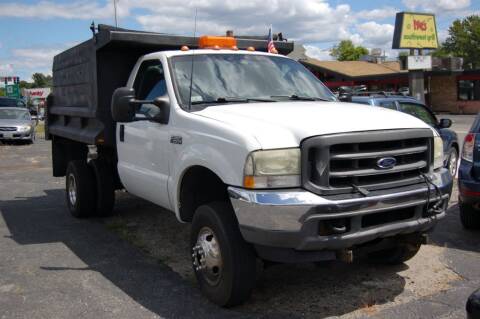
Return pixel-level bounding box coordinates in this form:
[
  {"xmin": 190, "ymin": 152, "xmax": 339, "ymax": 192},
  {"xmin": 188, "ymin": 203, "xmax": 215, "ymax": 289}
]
[{"xmin": 392, "ymin": 12, "xmax": 438, "ymax": 49}]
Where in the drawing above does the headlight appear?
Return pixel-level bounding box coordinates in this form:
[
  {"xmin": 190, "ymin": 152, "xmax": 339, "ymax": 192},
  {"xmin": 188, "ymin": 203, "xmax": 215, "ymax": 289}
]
[
  {"xmin": 18, "ymin": 125, "xmax": 32, "ymax": 132},
  {"xmin": 433, "ymin": 136, "xmax": 444, "ymax": 170},
  {"xmin": 243, "ymin": 148, "xmax": 301, "ymax": 188}
]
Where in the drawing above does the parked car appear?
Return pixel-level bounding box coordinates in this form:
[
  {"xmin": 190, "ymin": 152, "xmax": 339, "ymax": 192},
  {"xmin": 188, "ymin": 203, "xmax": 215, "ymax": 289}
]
[
  {"xmin": 0, "ymin": 97, "xmax": 27, "ymax": 108},
  {"xmin": 458, "ymin": 113, "xmax": 480, "ymax": 229},
  {"xmin": 0, "ymin": 107, "xmax": 36, "ymax": 143},
  {"xmin": 349, "ymin": 95, "xmax": 459, "ymax": 176},
  {"xmin": 46, "ymin": 25, "xmax": 452, "ymax": 307}
]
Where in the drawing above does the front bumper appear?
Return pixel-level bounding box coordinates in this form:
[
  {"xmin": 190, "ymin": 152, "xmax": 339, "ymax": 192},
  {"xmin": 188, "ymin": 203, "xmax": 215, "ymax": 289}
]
[
  {"xmin": 229, "ymin": 168, "xmax": 453, "ymax": 251},
  {"xmin": 0, "ymin": 132, "xmax": 33, "ymax": 140}
]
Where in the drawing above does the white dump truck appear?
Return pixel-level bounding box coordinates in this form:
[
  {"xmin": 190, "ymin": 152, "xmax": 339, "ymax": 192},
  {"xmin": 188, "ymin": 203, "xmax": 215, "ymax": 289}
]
[{"xmin": 47, "ymin": 25, "xmax": 453, "ymax": 306}]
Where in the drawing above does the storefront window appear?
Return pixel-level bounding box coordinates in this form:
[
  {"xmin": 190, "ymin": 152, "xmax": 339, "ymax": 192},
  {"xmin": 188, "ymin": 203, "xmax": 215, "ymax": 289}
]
[{"xmin": 458, "ymin": 80, "xmax": 480, "ymax": 101}]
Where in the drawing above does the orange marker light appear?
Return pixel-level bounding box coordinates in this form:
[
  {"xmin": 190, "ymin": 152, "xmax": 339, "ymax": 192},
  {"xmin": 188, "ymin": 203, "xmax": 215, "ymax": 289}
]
[
  {"xmin": 247, "ymin": 46, "xmax": 255, "ymax": 51},
  {"xmin": 243, "ymin": 176, "xmax": 255, "ymax": 189},
  {"xmin": 198, "ymin": 36, "xmax": 237, "ymax": 49}
]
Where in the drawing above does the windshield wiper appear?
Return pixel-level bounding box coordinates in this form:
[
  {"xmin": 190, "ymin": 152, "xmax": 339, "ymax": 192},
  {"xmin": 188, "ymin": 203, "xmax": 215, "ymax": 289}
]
[
  {"xmin": 191, "ymin": 97, "xmax": 276, "ymax": 105},
  {"xmin": 271, "ymin": 94, "xmax": 330, "ymax": 101}
]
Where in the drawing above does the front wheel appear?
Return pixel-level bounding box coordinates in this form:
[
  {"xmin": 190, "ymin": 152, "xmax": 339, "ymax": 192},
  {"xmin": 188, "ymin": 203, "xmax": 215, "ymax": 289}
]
[
  {"xmin": 190, "ymin": 202, "xmax": 256, "ymax": 307},
  {"xmin": 447, "ymin": 148, "xmax": 458, "ymax": 177}
]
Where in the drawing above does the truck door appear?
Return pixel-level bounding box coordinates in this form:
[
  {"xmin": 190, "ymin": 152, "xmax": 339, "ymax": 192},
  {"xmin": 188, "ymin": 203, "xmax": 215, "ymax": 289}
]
[{"xmin": 116, "ymin": 59, "xmax": 172, "ymax": 209}]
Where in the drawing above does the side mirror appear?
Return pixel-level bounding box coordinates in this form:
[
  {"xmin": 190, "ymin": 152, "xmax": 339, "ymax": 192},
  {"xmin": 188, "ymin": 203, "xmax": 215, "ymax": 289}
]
[
  {"xmin": 151, "ymin": 96, "xmax": 170, "ymax": 124},
  {"xmin": 338, "ymin": 93, "xmax": 352, "ymax": 102},
  {"xmin": 439, "ymin": 118, "xmax": 452, "ymax": 128},
  {"xmin": 111, "ymin": 87, "xmax": 136, "ymax": 122}
]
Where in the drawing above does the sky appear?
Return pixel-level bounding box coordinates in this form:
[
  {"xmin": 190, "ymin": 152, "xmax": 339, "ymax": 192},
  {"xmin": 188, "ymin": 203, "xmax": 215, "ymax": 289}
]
[{"xmin": 0, "ymin": 0, "xmax": 479, "ymax": 81}]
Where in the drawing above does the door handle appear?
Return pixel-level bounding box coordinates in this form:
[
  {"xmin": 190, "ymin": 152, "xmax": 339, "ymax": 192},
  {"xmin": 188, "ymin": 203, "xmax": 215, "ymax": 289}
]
[{"xmin": 120, "ymin": 124, "xmax": 125, "ymax": 142}]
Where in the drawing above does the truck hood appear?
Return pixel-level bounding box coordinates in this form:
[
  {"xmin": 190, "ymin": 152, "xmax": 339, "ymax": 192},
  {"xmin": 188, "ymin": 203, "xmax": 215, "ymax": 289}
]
[{"xmin": 194, "ymin": 101, "xmax": 433, "ymax": 149}]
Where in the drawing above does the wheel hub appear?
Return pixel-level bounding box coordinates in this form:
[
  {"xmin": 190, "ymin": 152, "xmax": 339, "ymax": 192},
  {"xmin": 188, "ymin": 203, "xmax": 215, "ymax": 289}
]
[
  {"xmin": 449, "ymin": 152, "xmax": 457, "ymax": 176},
  {"xmin": 192, "ymin": 227, "xmax": 222, "ymax": 285},
  {"xmin": 68, "ymin": 174, "xmax": 77, "ymax": 206}
]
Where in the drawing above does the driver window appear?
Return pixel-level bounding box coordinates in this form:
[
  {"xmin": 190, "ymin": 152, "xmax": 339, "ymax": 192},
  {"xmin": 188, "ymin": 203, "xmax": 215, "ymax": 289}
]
[{"xmin": 133, "ymin": 60, "xmax": 167, "ymax": 117}]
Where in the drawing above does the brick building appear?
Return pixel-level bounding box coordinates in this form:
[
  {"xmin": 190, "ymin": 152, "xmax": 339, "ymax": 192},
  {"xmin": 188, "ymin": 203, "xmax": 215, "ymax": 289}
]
[{"xmin": 427, "ymin": 70, "xmax": 480, "ymax": 114}]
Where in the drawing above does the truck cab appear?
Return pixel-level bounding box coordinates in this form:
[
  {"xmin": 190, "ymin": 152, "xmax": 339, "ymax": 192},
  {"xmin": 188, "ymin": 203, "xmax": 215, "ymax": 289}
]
[{"xmin": 47, "ymin": 25, "xmax": 453, "ymax": 307}]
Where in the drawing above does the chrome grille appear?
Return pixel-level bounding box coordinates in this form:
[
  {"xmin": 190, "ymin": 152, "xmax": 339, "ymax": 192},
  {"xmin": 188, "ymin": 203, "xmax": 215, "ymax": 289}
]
[
  {"xmin": 0, "ymin": 127, "xmax": 16, "ymax": 132},
  {"xmin": 302, "ymin": 129, "xmax": 433, "ymax": 195}
]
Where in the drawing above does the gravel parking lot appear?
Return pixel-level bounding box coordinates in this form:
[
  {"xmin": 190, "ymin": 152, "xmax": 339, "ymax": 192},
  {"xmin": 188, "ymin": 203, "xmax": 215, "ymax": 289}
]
[{"xmin": 1, "ymin": 115, "xmax": 479, "ymax": 318}]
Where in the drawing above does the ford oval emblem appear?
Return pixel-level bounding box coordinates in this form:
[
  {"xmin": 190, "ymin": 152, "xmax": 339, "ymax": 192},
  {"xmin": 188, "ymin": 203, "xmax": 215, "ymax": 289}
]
[{"xmin": 377, "ymin": 157, "xmax": 397, "ymax": 169}]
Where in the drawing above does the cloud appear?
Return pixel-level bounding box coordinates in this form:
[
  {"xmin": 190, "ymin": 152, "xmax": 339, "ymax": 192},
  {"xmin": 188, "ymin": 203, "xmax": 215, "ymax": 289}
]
[
  {"xmin": 356, "ymin": 21, "xmax": 395, "ymax": 47},
  {"xmin": 355, "ymin": 7, "xmax": 398, "ymax": 20},
  {"xmin": 402, "ymin": 0, "xmax": 471, "ymax": 14},
  {"xmin": 134, "ymin": 0, "xmax": 357, "ymax": 43},
  {"xmin": 0, "ymin": 63, "xmax": 14, "ymax": 75},
  {"xmin": 0, "ymin": 1, "xmax": 125, "ymax": 20},
  {"xmin": 0, "ymin": 44, "xmax": 71, "ymax": 79},
  {"xmin": 304, "ymin": 45, "xmax": 334, "ymax": 61},
  {"xmin": 0, "ymin": 0, "xmax": 360, "ymax": 44}
]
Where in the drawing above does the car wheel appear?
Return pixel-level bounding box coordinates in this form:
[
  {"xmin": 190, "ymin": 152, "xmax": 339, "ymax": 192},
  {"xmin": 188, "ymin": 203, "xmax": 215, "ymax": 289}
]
[
  {"xmin": 190, "ymin": 202, "xmax": 256, "ymax": 307},
  {"xmin": 447, "ymin": 148, "xmax": 458, "ymax": 177},
  {"xmin": 368, "ymin": 241, "xmax": 421, "ymax": 264},
  {"xmin": 460, "ymin": 203, "xmax": 480, "ymax": 229},
  {"xmin": 65, "ymin": 160, "xmax": 97, "ymax": 218}
]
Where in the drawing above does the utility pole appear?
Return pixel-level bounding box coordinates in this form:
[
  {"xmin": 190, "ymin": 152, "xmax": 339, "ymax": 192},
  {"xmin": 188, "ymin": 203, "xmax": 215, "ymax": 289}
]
[
  {"xmin": 409, "ymin": 49, "xmax": 426, "ymax": 103},
  {"xmin": 113, "ymin": 0, "xmax": 118, "ymax": 27}
]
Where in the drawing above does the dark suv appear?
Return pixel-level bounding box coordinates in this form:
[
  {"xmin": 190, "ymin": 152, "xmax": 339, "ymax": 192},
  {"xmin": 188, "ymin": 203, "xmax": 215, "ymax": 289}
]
[
  {"xmin": 0, "ymin": 97, "xmax": 27, "ymax": 108},
  {"xmin": 458, "ymin": 113, "xmax": 480, "ymax": 229},
  {"xmin": 349, "ymin": 95, "xmax": 459, "ymax": 176}
]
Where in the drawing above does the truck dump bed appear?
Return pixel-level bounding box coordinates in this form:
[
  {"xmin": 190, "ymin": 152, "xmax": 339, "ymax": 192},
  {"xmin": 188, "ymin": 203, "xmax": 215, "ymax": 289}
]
[{"xmin": 47, "ymin": 24, "xmax": 294, "ymax": 148}]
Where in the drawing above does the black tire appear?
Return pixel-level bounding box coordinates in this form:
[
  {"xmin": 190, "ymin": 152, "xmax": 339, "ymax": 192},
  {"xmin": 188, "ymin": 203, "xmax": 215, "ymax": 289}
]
[
  {"xmin": 90, "ymin": 159, "xmax": 116, "ymax": 216},
  {"xmin": 460, "ymin": 203, "xmax": 480, "ymax": 229},
  {"xmin": 65, "ymin": 160, "xmax": 97, "ymax": 218},
  {"xmin": 190, "ymin": 202, "xmax": 256, "ymax": 307},
  {"xmin": 447, "ymin": 148, "xmax": 458, "ymax": 177},
  {"xmin": 368, "ymin": 241, "xmax": 421, "ymax": 265}
]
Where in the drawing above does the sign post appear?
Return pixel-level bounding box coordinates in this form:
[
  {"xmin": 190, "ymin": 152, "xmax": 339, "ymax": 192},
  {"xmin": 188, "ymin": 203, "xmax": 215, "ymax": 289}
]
[{"xmin": 392, "ymin": 12, "xmax": 439, "ymax": 103}]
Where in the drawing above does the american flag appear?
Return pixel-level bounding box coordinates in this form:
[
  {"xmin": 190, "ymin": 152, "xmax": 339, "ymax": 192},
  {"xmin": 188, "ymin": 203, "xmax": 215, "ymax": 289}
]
[{"xmin": 267, "ymin": 27, "xmax": 276, "ymax": 53}]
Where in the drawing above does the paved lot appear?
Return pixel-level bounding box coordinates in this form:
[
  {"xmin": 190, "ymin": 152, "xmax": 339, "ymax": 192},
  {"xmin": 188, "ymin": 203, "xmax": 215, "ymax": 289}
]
[{"xmin": 0, "ymin": 116, "xmax": 479, "ymax": 319}]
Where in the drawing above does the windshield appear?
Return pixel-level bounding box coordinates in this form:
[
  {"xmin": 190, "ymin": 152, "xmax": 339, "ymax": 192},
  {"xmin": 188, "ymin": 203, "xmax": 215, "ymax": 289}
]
[
  {"xmin": 0, "ymin": 109, "xmax": 30, "ymax": 120},
  {"xmin": 170, "ymin": 54, "xmax": 336, "ymax": 109}
]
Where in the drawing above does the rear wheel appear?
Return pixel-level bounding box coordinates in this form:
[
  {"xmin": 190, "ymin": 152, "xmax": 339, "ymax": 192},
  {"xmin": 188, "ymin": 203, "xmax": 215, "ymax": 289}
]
[
  {"xmin": 190, "ymin": 202, "xmax": 256, "ymax": 307},
  {"xmin": 367, "ymin": 241, "xmax": 421, "ymax": 264},
  {"xmin": 90, "ymin": 159, "xmax": 116, "ymax": 216},
  {"xmin": 460, "ymin": 203, "xmax": 480, "ymax": 229},
  {"xmin": 65, "ymin": 160, "xmax": 96, "ymax": 218}
]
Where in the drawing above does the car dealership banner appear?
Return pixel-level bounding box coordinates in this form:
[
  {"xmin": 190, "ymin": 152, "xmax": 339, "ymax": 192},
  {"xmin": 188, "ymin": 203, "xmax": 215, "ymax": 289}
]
[
  {"xmin": 392, "ymin": 12, "xmax": 439, "ymax": 49},
  {"xmin": 23, "ymin": 88, "xmax": 51, "ymax": 99}
]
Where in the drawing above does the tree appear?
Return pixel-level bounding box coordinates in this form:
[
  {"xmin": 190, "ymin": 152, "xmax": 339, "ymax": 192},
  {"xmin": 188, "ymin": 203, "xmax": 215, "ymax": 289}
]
[
  {"xmin": 431, "ymin": 45, "xmax": 450, "ymax": 58},
  {"xmin": 19, "ymin": 80, "xmax": 33, "ymax": 89},
  {"xmin": 0, "ymin": 87, "xmax": 4, "ymax": 96},
  {"xmin": 330, "ymin": 40, "xmax": 369, "ymax": 61},
  {"xmin": 31, "ymin": 73, "xmax": 53, "ymax": 88},
  {"xmin": 440, "ymin": 15, "xmax": 480, "ymax": 69}
]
